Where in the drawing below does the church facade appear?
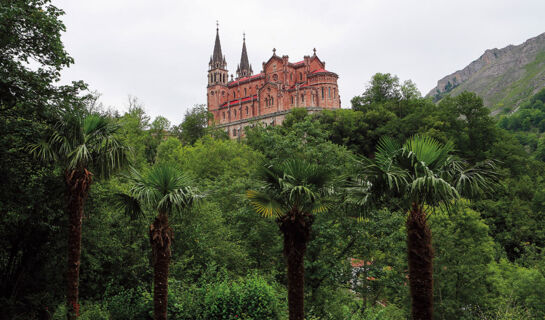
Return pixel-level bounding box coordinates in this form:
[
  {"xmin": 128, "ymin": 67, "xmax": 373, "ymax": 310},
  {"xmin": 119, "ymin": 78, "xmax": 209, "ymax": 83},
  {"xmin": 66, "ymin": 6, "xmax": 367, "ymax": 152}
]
[{"xmin": 207, "ymin": 26, "xmax": 341, "ymax": 138}]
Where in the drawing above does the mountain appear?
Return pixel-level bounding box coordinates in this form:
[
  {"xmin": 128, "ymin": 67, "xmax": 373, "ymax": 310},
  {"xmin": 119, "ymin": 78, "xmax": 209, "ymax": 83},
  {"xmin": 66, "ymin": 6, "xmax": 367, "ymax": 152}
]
[{"xmin": 427, "ymin": 32, "xmax": 545, "ymax": 113}]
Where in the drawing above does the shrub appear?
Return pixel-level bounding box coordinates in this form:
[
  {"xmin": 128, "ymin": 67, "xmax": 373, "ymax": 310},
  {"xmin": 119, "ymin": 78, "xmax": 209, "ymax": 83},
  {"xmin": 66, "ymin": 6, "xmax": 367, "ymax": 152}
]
[{"xmin": 202, "ymin": 274, "xmax": 283, "ymax": 320}]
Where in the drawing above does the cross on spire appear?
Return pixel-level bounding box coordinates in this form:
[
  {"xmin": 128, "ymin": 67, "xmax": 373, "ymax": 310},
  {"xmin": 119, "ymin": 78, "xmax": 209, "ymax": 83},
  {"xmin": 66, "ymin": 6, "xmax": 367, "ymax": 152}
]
[{"xmin": 216, "ymin": 20, "xmax": 219, "ymax": 30}]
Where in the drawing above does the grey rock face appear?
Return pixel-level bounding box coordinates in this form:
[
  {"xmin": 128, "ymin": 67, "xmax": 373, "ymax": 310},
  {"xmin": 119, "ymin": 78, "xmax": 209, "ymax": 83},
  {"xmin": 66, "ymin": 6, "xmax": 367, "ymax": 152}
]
[{"xmin": 427, "ymin": 32, "xmax": 545, "ymax": 110}]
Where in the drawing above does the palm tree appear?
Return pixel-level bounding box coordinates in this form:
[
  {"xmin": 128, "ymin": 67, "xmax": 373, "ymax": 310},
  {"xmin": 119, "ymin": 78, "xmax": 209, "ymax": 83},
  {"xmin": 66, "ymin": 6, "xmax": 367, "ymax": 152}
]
[
  {"xmin": 247, "ymin": 159, "xmax": 335, "ymax": 320},
  {"xmin": 357, "ymin": 136, "xmax": 496, "ymax": 320},
  {"xmin": 123, "ymin": 164, "xmax": 198, "ymax": 320},
  {"xmin": 30, "ymin": 110, "xmax": 128, "ymax": 319}
]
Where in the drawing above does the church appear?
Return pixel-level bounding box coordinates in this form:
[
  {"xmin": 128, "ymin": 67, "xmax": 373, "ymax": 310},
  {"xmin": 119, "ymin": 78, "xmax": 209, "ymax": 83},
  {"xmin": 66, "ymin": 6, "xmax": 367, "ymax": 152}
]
[{"xmin": 207, "ymin": 25, "xmax": 341, "ymax": 138}]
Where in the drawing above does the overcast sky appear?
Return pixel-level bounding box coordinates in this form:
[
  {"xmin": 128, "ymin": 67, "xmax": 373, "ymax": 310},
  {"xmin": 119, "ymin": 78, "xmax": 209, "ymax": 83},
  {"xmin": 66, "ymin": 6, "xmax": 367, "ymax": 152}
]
[{"xmin": 52, "ymin": 0, "xmax": 545, "ymax": 124}]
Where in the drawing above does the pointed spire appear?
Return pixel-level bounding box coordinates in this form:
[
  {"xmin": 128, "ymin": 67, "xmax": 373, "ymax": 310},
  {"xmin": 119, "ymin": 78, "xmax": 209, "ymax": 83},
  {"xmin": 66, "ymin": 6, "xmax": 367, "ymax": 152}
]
[
  {"xmin": 210, "ymin": 21, "xmax": 225, "ymax": 69},
  {"xmin": 237, "ymin": 33, "xmax": 252, "ymax": 79}
]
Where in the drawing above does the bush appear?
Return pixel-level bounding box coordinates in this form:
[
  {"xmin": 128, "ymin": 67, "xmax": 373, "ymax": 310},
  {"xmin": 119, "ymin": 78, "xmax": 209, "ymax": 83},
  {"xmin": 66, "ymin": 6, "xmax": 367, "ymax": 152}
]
[
  {"xmin": 52, "ymin": 302, "xmax": 109, "ymax": 320},
  {"xmin": 202, "ymin": 274, "xmax": 283, "ymax": 320},
  {"xmin": 104, "ymin": 286, "xmax": 151, "ymax": 320}
]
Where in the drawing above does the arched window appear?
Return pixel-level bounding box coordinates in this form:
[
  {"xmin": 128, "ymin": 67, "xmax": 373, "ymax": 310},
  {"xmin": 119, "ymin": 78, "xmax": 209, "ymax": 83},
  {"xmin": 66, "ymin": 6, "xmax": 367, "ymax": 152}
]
[
  {"xmin": 290, "ymin": 73, "xmax": 293, "ymax": 81},
  {"xmin": 233, "ymin": 129, "xmax": 237, "ymax": 136},
  {"xmin": 246, "ymin": 106, "xmax": 248, "ymax": 115},
  {"xmin": 301, "ymin": 94, "xmax": 304, "ymax": 103},
  {"xmin": 299, "ymin": 73, "xmax": 303, "ymax": 81},
  {"xmin": 233, "ymin": 92, "xmax": 236, "ymax": 99},
  {"xmin": 291, "ymin": 96, "xmax": 294, "ymax": 105},
  {"xmin": 321, "ymin": 87, "xmax": 324, "ymax": 99},
  {"xmin": 244, "ymin": 88, "xmax": 247, "ymax": 96},
  {"xmin": 234, "ymin": 109, "xmax": 237, "ymax": 117},
  {"xmin": 329, "ymin": 87, "xmax": 331, "ymax": 99},
  {"xmin": 271, "ymin": 97, "xmax": 274, "ymax": 105},
  {"xmin": 333, "ymin": 88, "xmax": 336, "ymax": 98}
]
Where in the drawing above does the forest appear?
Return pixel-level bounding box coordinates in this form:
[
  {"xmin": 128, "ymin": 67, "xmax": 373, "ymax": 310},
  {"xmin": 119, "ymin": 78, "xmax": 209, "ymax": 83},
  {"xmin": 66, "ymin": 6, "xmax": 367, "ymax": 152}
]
[{"xmin": 1, "ymin": 1, "xmax": 545, "ymax": 320}]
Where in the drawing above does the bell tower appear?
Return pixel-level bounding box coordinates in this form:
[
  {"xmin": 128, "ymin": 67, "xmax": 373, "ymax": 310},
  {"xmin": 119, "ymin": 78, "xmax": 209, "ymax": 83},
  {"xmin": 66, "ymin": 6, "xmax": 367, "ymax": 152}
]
[{"xmin": 207, "ymin": 22, "xmax": 228, "ymax": 122}]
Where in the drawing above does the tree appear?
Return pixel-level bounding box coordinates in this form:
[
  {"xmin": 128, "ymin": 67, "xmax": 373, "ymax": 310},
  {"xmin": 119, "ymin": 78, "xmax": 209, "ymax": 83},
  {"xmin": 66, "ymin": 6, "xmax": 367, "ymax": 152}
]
[
  {"xmin": 124, "ymin": 164, "xmax": 199, "ymax": 320},
  {"xmin": 174, "ymin": 104, "xmax": 212, "ymax": 145},
  {"xmin": 437, "ymin": 91, "xmax": 498, "ymax": 162},
  {"xmin": 31, "ymin": 110, "xmax": 128, "ymax": 319},
  {"xmin": 351, "ymin": 73, "xmax": 401, "ymax": 110},
  {"xmin": 0, "ymin": 0, "xmax": 85, "ymax": 115},
  {"xmin": 358, "ymin": 136, "xmax": 496, "ymax": 320},
  {"xmin": 247, "ymin": 159, "xmax": 336, "ymax": 320}
]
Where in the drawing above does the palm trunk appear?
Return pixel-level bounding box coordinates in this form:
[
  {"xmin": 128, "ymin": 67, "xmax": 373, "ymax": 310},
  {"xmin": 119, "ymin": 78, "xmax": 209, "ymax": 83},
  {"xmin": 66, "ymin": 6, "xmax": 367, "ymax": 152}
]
[
  {"xmin": 407, "ymin": 202, "xmax": 434, "ymax": 320},
  {"xmin": 150, "ymin": 212, "xmax": 172, "ymax": 320},
  {"xmin": 279, "ymin": 210, "xmax": 314, "ymax": 320},
  {"xmin": 65, "ymin": 169, "xmax": 92, "ymax": 320}
]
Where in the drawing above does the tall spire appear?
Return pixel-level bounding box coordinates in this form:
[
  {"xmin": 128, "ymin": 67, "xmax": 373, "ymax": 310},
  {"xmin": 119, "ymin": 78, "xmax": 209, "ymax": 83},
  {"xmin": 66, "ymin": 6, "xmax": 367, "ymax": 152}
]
[
  {"xmin": 236, "ymin": 33, "xmax": 253, "ymax": 79},
  {"xmin": 210, "ymin": 21, "xmax": 226, "ymax": 70}
]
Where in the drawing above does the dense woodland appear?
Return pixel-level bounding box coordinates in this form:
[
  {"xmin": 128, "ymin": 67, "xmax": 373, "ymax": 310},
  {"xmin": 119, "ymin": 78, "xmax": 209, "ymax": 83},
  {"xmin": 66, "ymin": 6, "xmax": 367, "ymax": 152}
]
[{"xmin": 2, "ymin": 1, "xmax": 545, "ymax": 320}]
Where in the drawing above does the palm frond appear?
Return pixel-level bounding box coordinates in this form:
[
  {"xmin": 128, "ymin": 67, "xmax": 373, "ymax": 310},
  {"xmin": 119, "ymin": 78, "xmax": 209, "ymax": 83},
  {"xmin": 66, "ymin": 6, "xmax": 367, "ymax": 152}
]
[
  {"xmin": 28, "ymin": 139, "xmax": 58, "ymax": 162},
  {"xmin": 128, "ymin": 164, "xmax": 199, "ymax": 215},
  {"xmin": 246, "ymin": 190, "xmax": 283, "ymax": 218},
  {"xmin": 115, "ymin": 192, "xmax": 145, "ymax": 220},
  {"xmin": 453, "ymin": 159, "xmax": 499, "ymax": 197},
  {"xmin": 357, "ymin": 135, "xmax": 497, "ymax": 214},
  {"xmin": 247, "ymin": 158, "xmax": 335, "ymax": 217},
  {"xmin": 403, "ymin": 135, "xmax": 454, "ymax": 171}
]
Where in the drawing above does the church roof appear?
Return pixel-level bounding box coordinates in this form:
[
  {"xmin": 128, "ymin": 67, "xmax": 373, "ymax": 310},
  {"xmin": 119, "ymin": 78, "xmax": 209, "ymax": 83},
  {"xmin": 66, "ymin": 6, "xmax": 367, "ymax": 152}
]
[
  {"xmin": 309, "ymin": 68, "xmax": 338, "ymax": 77},
  {"xmin": 228, "ymin": 73, "xmax": 264, "ymax": 86}
]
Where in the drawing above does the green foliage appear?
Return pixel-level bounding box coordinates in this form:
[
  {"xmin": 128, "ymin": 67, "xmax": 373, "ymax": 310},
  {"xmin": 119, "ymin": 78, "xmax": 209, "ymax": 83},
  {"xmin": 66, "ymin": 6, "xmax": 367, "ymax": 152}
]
[
  {"xmin": 499, "ymin": 87, "xmax": 545, "ymax": 133},
  {"xmin": 358, "ymin": 135, "xmax": 496, "ymax": 210},
  {"xmin": 431, "ymin": 204, "xmax": 497, "ymax": 319},
  {"xmin": 352, "ymin": 73, "xmax": 402, "ymax": 108},
  {"xmin": 123, "ymin": 103, "xmax": 165, "ymax": 165},
  {"xmin": 202, "ymin": 275, "xmax": 284, "ymax": 320},
  {"xmin": 126, "ymin": 164, "xmax": 198, "ymax": 215},
  {"xmin": 31, "ymin": 110, "xmax": 129, "ymax": 177},
  {"xmin": 174, "ymin": 104, "xmax": 228, "ymax": 145},
  {"xmin": 247, "ymin": 158, "xmax": 336, "ymax": 218},
  {"xmin": 157, "ymin": 135, "xmax": 263, "ymax": 184},
  {"xmin": 103, "ymin": 286, "xmax": 150, "ymax": 320},
  {"xmin": 52, "ymin": 302, "xmax": 109, "ymax": 320},
  {"xmin": 437, "ymin": 91, "xmax": 499, "ymax": 162}
]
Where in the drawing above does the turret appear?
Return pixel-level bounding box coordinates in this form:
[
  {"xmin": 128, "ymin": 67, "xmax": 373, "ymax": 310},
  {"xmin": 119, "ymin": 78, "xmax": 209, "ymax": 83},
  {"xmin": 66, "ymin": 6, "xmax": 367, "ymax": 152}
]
[
  {"xmin": 208, "ymin": 22, "xmax": 228, "ymax": 86},
  {"xmin": 207, "ymin": 22, "xmax": 229, "ymax": 124},
  {"xmin": 236, "ymin": 33, "xmax": 253, "ymax": 79}
]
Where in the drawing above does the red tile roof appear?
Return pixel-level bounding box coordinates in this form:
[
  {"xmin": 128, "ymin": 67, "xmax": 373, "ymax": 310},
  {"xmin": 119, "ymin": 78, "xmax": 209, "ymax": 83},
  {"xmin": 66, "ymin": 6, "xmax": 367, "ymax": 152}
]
[
  {"xmin": 350, "ymin": 258, "xmax": 373, "ymax": 268},
  {"xmin": 311, "ymin": 68, "xmax": 331, "ymax": 74},
  {"xmin": 228, "ymin": 73, "xmax": 264, "ymax": 86}
]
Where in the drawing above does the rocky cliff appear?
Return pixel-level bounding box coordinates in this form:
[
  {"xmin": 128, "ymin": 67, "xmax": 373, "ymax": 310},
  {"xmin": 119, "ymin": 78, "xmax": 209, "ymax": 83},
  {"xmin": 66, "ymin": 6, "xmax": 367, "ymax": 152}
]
[{"xmin": 427, "ymin": 32, "xmax": 545, "ymax": 112}]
